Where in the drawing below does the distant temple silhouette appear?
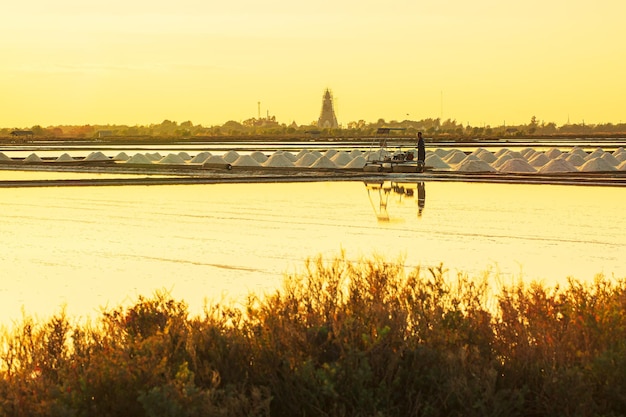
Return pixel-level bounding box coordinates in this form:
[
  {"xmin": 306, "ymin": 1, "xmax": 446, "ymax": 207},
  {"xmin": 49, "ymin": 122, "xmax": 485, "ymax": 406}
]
[{"xmin": 317, "ymin": 89, "xmax": 338, "ymax": 128}]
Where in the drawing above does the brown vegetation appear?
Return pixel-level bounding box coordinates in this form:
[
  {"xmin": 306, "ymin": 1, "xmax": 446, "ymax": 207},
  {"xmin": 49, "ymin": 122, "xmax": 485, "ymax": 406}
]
[{"xmin": 1, "ymin": 253, "xmax": 626, "ymax": 416}]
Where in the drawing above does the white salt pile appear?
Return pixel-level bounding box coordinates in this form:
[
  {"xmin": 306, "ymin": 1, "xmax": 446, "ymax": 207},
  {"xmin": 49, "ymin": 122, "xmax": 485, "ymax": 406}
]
[
  {"xmin": 126, "ymin": 153, "xmax": 153, "ymax": 164},
  {"xmin": 203, "ymin": 155, "xmax": 228, "ymax": 165},
  {"xmin": 295, "ymin": 153, "xmax": 318, "ymax": 167},
  {"xmin": 503, "ymin": 150, "xmax": 525, "ymax": 160},
  {"xmin": 331, "ymin": 151, "xmax": 353, "ymax": 167},
  {"xmin": 586, "ymin": 148, "xmax": 605, "ymax": 160},
  {"xmin": 497, "ymin": 158, "xmax": 537, "ymax": 173},
  {"xmin": 23, "ymin": 153, "xmax": 43, "ymax": 163},
  {"xmin": 295, "ymin": 149, "xmax": 310, "ymax": 159},
  {"xmin": 528, "ymin": 153, "xmax": 550, "ymax": 167},
  {"xmin": 349, "ymin": 149, "xmax": 363, "ymax": 158},
  {"xmin": 545, "ymin": 148, "xmax": 562, "ymax": 159},
  {"xmin": 344, "ymin": 156, "xmax": 367, "ymax": 169},
  {"xmin": 538, "ymin": 158, "xmax": 578, "ymax": 173},
  {"xmin": 579, "ymin": 157, "xmax": 617, "ymax": 172},
  {"xmin": 0, "ymin": 153, "xmax": 13, "ymax": 162},
  {"xmin": 614, "ymin": 152, "xmax": 626, "ymax": 163},
  {"xmin": 493, "ymin": 148, "xmax": 509, "ymax": 157},
  {"xmin": 250, "ymin": 151, "xmax": 268, "ymax": 163},
  {"xmin": 475, "ymin": 149, "xmax": 497, "ymax": 163},
  {"xmin": 281, "ymin": 151, "xmax": 297, "ymax": 162},
  {"xmin": 85, "ymin": 151, "xmax": 109, "ymax": 161},
  {"xmin": 601, "ymin": 153, "xmax": 620, "ymax": 166},
  {"xmin": 454, "ymin": 159, "xmax": 496, "ymax": 172},
  {"xmin": 146, "ymin": 152, "xmax": 162, "ymax": 161},
  {"xmin": 569, "ymin": 147, "xmax": 588, "ymax": 158},
  {"xmin": 190, "ymin": 152, "xmax": 211, "ymax": 164},
  {"xmin": 158, "ymin": 153, "xmax": 186, "ymax": 164},
  {"xmin": 425, "ymin": 153, "xmax": 451, "ymax": 169},
  {"xmin": 310, "ymin": 155, "xmax": 337, "ymax": 169},
  {"xmin": 55, "ymin": 153, "xmax": 75, "ymax": 162},
  {"xmin": 520, "ymin": 148, "xmax": 536, "ymax": 159},
  {"xmin": 263, "ymin": 153, "xmax": 295, "ymax": 167},
  {"xmin": 444, "ymin": 151, "xmax": 467, "ymax": 164},
  {"xmin": 178, "ymin": 152, "xmax": 192, "ymax": 161},
  {"xmin": 365, "ymin": 149, "xmax": 390, "ymax": 161},
  {"xmin": 565, "ymin": 153, "xmax": 586, "ymax": 166},
  {"xmin": 492, "ymin": 154, "xmax": 513, "ymax": 169},
  {"xmin": 222, "ymin": 150, "xmax": 240, "ymax": 163},
  {"xmin": 232, "ymin": 155, "xmax": 261, "ymax": 167},
  {"xmin": 324, "ymin": 149, "xmax": 338, "ymax": 158},
  {"xmin": 617, "ymin": 160, "xmax": 626, "ymax": 171},
  {"xmin": 113, "ymin": 152, "xmax": 130, "ymax": 161},
  {"xmin": 434, "ymin": 148, "xmax": 450, "ymax": 158}
]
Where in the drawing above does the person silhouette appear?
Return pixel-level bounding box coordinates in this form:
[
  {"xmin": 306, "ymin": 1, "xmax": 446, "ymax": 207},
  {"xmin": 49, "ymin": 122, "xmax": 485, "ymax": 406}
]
[{"xmin": 417, "ymin": 132, "xmax": 426, "ymax": 172}]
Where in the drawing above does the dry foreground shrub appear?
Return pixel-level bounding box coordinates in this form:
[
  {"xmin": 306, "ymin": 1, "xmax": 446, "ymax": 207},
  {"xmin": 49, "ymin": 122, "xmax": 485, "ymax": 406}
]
[{"xmin": 1, "ymin": 253, "xmax": 626, "ymax": 417}]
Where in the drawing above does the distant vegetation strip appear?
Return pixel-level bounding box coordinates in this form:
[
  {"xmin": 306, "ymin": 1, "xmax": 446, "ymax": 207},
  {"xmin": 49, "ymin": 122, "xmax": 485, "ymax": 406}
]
[
  {"xmin": 3, "ymin": 116, "xmax": 626, "ymax": 141},
  {"xmin": 2, "ymin": 253, "xmax": 626, "ymax": 416}
]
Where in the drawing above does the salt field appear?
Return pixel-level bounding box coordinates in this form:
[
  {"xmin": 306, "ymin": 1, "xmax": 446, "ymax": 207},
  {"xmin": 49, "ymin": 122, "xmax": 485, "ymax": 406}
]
[{"xmin": 0, "ymin": 180, "xmax": 624, "ymax": 323}]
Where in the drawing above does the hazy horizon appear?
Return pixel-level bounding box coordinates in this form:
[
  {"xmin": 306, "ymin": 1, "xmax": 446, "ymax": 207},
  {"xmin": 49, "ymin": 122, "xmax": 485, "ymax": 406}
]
[{"xmin": 3, "ymin": 1, "xmax": 625, "ymax": 128}]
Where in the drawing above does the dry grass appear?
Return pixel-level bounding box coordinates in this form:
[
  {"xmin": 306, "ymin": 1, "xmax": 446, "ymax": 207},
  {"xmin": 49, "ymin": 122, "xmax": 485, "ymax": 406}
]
[{"xmin": 1, "ymin": 253, "xmax": 625, "ymax": 417}]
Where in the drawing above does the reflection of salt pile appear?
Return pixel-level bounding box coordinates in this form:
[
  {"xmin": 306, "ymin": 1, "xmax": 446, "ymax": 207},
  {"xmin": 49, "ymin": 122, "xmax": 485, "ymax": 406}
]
[
  {"xmin": 454, "ymin": 158, "xmax": 496, "ymax": 172},
  {"xmin": 579, "ymin": 157, "xmax": 617, "ymax": 172},
  {"xmin": 85, "ymin": 151, "xmax": 109, "ymax": 161},
  {"xmin": 263, "ymin": 153, "xmax": 294, "ymax": 168},
  {"xmin": 0, "ymin": 152, "xmax": 13, "ymax": 162},
  {"xmin": 310, "ymin": 155, "xmax": 337, "ymax": 169},
  {"xmin": 538, "ymin": 158, "xmax": 578, "ymax": 173},
  {"xmin": 232, "ymin": 155, "xmax": 261, "ymax": 167},
  {"xmin": 190, "ymin": 152, "xmax": 211, "ymax": 164},
  {"xmin": 295, "ymin": 152, "xmax": 318, "ymax": 167},
  {"xmin": 344, "ymin": 155, "xmax": 366, "ymax": 169},
  {"xmin": 250, "ymin": 151, "xmax": 268, "ymax": 163},
  {"xmin": 498, "ymin": 158, "xmax": 536, "ymax": 173},
  {"xmin": 23, "ymin": 153, "xmax": 43, "ymax": 163},
  {"xmin": 222, "ymin": 150, "xmax": 240, "ymax": 163},
  {"xmin": 55, "ymin": 153, "xmax": 75, "ymax": 162},
  {"xmin": 158, "ymin": 153, "xmax": 186, "ymax": 164},
  {"xmin": 126, "ymin": 153, "xmax": 153, "ymax": 164},
  {"xmin": 425, "ymin": 153, "xmax": 451, "ymax": 169}
]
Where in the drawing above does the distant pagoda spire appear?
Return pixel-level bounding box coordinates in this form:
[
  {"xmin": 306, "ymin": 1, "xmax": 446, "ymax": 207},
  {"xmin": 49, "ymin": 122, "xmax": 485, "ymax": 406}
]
[{"xmin": 317, "ymin": 89, "xmax": 338, "ymax": 129}]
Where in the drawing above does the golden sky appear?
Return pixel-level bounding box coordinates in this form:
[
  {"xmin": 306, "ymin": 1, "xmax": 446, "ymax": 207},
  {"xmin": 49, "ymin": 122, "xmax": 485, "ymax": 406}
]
[{"xmin": 2, "ymin": 0, "xmax": 625, "ymax": 128}]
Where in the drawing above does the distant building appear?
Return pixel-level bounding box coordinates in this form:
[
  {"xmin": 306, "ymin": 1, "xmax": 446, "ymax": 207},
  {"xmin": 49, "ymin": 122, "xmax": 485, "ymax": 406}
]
[
  {"xmin": 317, "ymin": 89, "xmax": 338, "ymax": 129},
  {"xmin": 10, "ymin": 130, "xmax": 34, "ymax": 137}
]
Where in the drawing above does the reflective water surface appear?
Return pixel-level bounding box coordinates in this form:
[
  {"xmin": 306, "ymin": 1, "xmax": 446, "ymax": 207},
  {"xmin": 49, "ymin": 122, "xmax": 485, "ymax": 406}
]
[{"xmin": 1, "ymin": 180, "xmax": 624, "ymax": 322}]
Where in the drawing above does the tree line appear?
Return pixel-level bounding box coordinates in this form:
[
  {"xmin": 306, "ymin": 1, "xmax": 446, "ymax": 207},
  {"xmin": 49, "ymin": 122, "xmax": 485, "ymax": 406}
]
[{"xmin": 2, "ymin": 116, "xmax": 626, "ymax": 140}]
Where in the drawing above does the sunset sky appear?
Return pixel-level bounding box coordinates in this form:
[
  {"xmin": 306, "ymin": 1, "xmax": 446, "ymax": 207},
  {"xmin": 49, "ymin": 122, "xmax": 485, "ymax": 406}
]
[{"xmin": 2, "ymin": 0, "xmax": 625, "ymax": 128}]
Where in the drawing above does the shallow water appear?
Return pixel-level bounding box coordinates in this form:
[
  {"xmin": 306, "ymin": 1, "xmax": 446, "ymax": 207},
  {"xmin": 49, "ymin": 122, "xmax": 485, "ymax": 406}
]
[{"xmin": 0, "ymin": 180, "xmax": 624, "ymax": 322}]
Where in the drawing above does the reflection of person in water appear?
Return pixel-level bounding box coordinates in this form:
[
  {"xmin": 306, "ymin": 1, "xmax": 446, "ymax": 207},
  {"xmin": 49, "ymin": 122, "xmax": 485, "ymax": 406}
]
[{"xmin": 417, "ymin": 182, "xmax": 426, "ymax": 217}]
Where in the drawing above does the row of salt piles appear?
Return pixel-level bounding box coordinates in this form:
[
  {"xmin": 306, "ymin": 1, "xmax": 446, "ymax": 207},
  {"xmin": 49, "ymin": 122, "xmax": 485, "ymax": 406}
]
[{"xmin": 429, "ymin": 146, "xmax": 626, "ymax": 173}]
